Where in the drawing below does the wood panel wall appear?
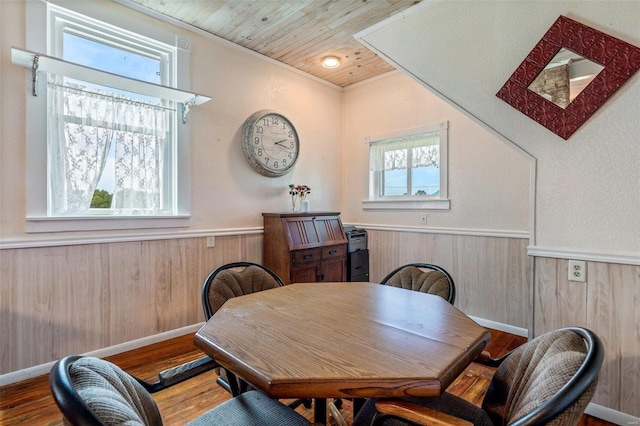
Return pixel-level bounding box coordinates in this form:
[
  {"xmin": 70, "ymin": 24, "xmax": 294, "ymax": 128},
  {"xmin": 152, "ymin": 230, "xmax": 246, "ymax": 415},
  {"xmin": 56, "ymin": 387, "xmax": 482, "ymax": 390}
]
[
  {"xmin": 533, "ymin": 257, "xmax": 640, "ymax": 417},
  {"xmin": 4, "ymin": 231, "xmax": 636, "ymax": 418},
  {"xmin": 0, "ymin": 234, "xmax": 263, "ymax": 375},
  {"xmin": 1, "ymin": 230, "xmax": 529, "ymax": 377},
  {"xmin": 366, "ymin": 230, "xmax": 530, "ymax": 329}
]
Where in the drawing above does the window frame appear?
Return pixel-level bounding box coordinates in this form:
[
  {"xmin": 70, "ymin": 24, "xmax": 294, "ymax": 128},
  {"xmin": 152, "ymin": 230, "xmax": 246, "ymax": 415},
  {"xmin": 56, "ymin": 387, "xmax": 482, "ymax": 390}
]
[
  {"xmin": 24, "ymin": 1, "xmax": 192, "ymax": 232},
  {"xmin": 363, "ymin": 121, "xmax": 450, "ymax": 211}
]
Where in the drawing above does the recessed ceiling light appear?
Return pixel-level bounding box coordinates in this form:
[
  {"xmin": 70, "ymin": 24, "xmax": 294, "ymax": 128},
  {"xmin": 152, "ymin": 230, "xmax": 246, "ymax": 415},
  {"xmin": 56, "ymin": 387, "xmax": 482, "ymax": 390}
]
[{"xmin": 322, "ymin": 56, "xmax": 340, "ymax": 68}]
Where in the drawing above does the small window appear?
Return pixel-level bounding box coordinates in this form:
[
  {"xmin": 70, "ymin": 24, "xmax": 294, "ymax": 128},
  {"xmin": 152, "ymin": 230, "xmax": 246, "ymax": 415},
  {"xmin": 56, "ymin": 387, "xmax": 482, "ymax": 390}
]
[{"xmin": 363, "ymin": 122, "xmax": 449, "ymax": 210}]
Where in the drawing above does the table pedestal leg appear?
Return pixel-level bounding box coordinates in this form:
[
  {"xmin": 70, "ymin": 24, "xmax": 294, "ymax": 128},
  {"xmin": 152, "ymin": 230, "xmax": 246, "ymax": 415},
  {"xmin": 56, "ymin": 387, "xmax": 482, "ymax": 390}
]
[
  {"xmin": 313, "ymin": 397, "xmax": 327, "ymax": 424},
  {"xmin": 353, "ymin": 398, "xmax": 365, "ymax": 420}
]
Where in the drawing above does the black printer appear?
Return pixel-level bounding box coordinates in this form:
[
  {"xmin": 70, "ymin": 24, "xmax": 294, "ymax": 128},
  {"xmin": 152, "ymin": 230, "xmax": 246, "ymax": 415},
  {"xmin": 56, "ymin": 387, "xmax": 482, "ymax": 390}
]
[{"xmin": 344, "ymin": 226, "xmax": 369, "ymax": 282}]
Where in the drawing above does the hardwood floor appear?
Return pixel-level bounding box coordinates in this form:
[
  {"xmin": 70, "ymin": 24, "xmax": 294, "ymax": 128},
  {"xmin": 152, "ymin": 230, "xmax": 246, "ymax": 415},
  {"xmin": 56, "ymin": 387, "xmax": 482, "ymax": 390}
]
[{"xmin": 0, "ymin": 328, "xmax": 615, "ymax": 425}]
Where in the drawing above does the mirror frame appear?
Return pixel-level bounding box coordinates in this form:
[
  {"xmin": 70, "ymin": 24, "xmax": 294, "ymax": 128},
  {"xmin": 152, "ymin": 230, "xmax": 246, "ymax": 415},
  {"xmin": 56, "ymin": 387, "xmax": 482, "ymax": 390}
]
[{"xmin": 496, "ymin": 15, "xmax": 640, "ymax": 140}]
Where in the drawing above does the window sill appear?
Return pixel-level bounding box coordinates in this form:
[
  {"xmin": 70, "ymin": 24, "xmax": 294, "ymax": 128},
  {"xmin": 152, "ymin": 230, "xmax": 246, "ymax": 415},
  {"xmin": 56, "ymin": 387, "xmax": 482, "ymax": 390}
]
[
  {"xmin": 25, "ymin": 215, "xmax": 191, "ymax": 233},
  {"xmin": 362, "ymin": 198, "xmax": 450, "ymax": 211}
]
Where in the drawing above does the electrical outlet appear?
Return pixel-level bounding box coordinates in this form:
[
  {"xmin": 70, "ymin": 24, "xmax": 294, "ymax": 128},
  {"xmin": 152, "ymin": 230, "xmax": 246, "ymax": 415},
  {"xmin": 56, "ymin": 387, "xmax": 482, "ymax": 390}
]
[
  {"xmin": 420, "ymin": 213, "xmax": 427, "ymax": 224},
  {"xmin": 206, "ymin": 236, "xmax": 216, "ymax": 248},
  {"xmin": 568, "ymin": 260, "xmax": 586, "ymax": 282}
]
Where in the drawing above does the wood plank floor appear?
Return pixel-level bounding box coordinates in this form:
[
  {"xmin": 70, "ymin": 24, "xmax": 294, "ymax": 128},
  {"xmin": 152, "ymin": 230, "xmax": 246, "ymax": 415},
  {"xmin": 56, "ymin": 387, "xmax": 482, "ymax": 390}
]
[{"xmin": 0, "ymin": 328, "xmax": 615, "ymax": 425}]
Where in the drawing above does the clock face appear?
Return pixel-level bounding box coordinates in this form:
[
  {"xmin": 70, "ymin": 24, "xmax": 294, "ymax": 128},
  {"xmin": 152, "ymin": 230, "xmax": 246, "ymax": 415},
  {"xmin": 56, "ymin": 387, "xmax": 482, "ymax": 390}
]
[{"xmin": 242, "ymin": 110, "xmax": 300, "ymax": 177}]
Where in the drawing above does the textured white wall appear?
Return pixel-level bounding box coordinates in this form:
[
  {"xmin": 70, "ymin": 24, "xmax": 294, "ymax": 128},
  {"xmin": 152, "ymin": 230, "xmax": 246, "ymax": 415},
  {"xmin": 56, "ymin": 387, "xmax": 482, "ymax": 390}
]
[
  {"xmin": 0, "ymin": 0, "xmax": 343, "ymax": 239},
  {"xmin": 0, "ymin": 1, "xmax": 28, "ymax": 237},
  {"xmin": 359, "ymin": 0, "xmax": 640, "ymax": 254},
  {"xmin": 185, "ymin": 41, "xmax": 344, "ymax": 229},
  {"xmin": 342, "ymin": 72, "xmax": 530, "ymax": 232}
]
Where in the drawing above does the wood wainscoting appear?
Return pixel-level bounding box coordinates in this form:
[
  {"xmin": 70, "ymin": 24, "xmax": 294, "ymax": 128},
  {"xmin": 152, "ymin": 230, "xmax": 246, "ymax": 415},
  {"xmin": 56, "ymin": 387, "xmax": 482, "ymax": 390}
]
[
  {"xmin": 1, "ymin": 229, "xmax": 530, "ymax": 379},
  {"xmin": 366, "ymin": 229, "xmax": 530, "ymax": 330},
  {"xmin": 3, "ymin": 228, "xmax": 634, "ymax": 421},
  {"xmin": 533, "ymin": 256, "xmax": 640, "ymax": 418},
  {"xmin": 0, "ymin": 234, "xmax": 264, "ymax": 376}
]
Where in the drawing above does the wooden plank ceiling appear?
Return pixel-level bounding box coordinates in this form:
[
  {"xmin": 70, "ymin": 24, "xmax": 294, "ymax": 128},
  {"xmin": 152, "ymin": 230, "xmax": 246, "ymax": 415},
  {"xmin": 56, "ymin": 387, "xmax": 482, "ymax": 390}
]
[{"xmin": 127, "ymin": 0, "xmax": 422, "ymax": 88}]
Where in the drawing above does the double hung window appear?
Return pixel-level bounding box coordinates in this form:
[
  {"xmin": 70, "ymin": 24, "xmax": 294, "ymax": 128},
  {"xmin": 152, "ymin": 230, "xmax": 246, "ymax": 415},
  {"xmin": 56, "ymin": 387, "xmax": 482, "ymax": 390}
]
[
  {"xmin": 48, "ymin": 6, "xmax": 175, "ymax": 217},
  {"xmin": 20, "ymin": 2, "xmax": 201, "ymax": 232}
]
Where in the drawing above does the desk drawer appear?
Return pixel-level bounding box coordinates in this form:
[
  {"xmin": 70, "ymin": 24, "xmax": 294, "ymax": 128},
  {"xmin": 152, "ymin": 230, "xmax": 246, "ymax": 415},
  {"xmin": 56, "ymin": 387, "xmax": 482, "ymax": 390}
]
[
  {"xmin": 292, "ymin": 248, "xmax": 321, "ymax": 264},
  {"xmin": 322, "ymin": 244, "xmax": 346, "ymax": 259}
]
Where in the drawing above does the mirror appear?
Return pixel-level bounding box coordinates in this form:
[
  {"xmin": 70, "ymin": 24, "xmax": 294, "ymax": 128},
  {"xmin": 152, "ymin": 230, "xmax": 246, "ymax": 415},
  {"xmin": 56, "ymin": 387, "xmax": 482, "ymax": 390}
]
[
  {"xmin": 496, "ymin": 15, "xmax": 640, "ymax": 139},
  {"xmin": 528, "ymin": 48, "xmax": 604, "ymax": 109}
]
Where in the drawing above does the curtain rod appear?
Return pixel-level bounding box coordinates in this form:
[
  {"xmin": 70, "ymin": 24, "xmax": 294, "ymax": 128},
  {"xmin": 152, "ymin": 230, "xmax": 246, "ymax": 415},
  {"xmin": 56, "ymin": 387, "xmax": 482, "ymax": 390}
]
[
  {"xmin": 11, "ymin": 46, "xmax": 211, "ymax": 123},
  {"xmin": 48, "ymin": 82, "xmax": 176, "ymax": 112}
]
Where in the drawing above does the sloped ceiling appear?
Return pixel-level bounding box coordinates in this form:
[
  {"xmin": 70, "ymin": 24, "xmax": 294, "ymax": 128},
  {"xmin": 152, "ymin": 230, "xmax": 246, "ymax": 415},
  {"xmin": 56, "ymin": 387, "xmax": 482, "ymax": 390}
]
[{"xmin": 124, "ymin": 0, "xmax": 422, "ymax": 88}]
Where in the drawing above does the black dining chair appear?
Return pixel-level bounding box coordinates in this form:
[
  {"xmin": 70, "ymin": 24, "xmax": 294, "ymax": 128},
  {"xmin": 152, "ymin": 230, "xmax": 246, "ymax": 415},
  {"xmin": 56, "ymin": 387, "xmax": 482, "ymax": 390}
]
[
  {"xmin": 201, "ymin": 261, "xmax": 286, "ymax": 395},
  {"xmin": 380, "ymin": 263, "xmax": 456, "ymax": 304},
  {"xmin": 202, "ymin": 262, "xmax": 286, "ymax": 320},
  {"xmin": 331, "ymin": 263, "xmax": 456, "ymax": 415},
  {"xmin": 49, "ymin": 355, "xmax": 311, "ymax": 426},
  {"xmin": 345, "ymin": 326, "xmax": 603, "ymax": 426},
  {"xmin": 201, "ymin": 261, "xmax": 312, "ymax": 409}
]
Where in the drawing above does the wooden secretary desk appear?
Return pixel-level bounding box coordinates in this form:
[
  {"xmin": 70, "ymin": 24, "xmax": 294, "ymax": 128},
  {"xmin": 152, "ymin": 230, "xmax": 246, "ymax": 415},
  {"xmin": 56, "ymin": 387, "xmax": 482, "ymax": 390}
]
[{"xmin": 262, "ymin": 212, "xmax": 348, "ymax": 284}]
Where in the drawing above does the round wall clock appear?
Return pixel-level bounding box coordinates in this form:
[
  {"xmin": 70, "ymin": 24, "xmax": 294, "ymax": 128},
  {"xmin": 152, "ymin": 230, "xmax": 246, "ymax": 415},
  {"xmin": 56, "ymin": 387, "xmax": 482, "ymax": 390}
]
[{"xmin": 241, "ymin": 110, "xmax": 300, "ymax": 177}]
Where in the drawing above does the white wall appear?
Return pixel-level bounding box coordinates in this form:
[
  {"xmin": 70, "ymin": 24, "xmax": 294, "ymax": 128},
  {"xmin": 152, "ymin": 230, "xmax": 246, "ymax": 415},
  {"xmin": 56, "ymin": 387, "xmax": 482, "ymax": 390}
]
[
  {"xmin": 342, "ymin": 72, "xmax": 530, "ymax": 232},
  {"xmin": 0, "ymin": 0, "xmax": 529, "ymax": 388},
  {"xmin": 355, "ymin": 2, "xmax": 640, "ymax": 420},
  {"xmin": 357, "ymin": 0, "xmax": 640, "ymax": 255},
  {"xmin": 1, "ymin": 0, "xmax": 531, "ymax": 241},
  {"xmin": 0, "ymin": 1, "xmax": 28, "ymax": 237},
  {"xmin": 0, "ymin": 0, "xmax": 343, "ymax": 240}
]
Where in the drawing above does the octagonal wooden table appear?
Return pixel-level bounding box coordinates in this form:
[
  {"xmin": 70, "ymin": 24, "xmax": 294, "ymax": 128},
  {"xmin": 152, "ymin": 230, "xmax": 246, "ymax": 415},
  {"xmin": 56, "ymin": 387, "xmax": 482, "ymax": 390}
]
[{"xmin": 194, "ymin": 282, "xmax": 490, "ymax": 424}]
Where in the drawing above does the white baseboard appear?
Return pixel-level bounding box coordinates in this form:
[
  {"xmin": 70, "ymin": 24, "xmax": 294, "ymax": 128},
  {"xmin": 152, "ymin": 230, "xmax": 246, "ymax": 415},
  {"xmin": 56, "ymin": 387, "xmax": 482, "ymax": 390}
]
[
  {"xmin": 469, "ymin": 316, "xmax": 529, "ymax": 338},
  {"xmin": 585, "ymin": 403, "xmax": 640, "ymax": 425},
  {"xmin": 3, "ymin": 322, "xmax": 638, "ymax": 425},
  {"xmin": 468, "ymin": 317, "xmax": 640, "ymax": 424},
  {"xmin": 0, "ymin": 323, "xmax": 203, "ymax": 387}
]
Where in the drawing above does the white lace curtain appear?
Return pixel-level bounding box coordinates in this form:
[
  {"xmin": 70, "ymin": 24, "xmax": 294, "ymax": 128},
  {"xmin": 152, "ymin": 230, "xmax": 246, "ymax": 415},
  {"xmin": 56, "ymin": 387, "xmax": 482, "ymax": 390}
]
[
  {"xmin": 48, "ymin": 82, "xmax": 167, "ymax": 214},
  {"xmin": 369, "ymin": 131, "xmax": 440, "ymax": 172}
]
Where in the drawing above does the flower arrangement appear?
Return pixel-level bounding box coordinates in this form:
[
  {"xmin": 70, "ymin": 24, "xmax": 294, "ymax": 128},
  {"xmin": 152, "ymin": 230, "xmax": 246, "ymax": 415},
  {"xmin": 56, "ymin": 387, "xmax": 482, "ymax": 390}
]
[{"xmin": 288, "ymin": 184, "xmax": 311, "ymax": 211}]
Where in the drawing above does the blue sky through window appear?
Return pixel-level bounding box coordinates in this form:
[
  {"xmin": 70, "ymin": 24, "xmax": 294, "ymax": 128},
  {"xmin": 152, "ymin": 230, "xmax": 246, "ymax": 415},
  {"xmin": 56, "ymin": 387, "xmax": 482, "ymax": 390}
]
[
  {"xmin": 63, "ymin": 33, "xmax": 162, "ymax": 193},
  {"xmin": 384, "ymin": 166, "xmax": 440, "ymax": 196},
  {"xmin": 63, "ymin": 33, "xmax": 161, "ymax": 83}
]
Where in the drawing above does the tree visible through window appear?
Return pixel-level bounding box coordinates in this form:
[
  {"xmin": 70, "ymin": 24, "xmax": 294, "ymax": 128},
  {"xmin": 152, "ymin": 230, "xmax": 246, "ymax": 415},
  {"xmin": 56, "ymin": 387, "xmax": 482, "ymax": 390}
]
[{"xmin": 48, "ymin": 6, "xmax": 176, "ymax": 215}]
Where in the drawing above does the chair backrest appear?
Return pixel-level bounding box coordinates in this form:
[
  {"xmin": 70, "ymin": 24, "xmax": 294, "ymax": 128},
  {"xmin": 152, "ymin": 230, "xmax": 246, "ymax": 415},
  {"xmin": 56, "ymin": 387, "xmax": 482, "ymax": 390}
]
[
  {"xmin": 380, "ymin": 263, "xmax": 456, "ymax": 304},
  {"xmin": 49, "ymin": 355, "xmax": 163, "ymax": 426},
  {"xmin": 201, "ymin": 262, "xmax": 285, "ymax": 320},
  {"xmin": 482, "ymin": 327, "xmax": 603, "ymax": 426}
]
